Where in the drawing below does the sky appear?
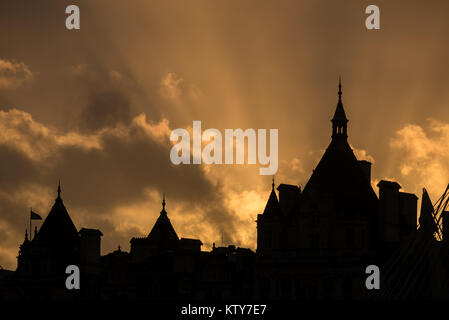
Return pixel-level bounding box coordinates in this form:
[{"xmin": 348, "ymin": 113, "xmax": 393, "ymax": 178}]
[{"xmin": 1, "ymin": 0, "xmax": 449, "ymax": 270}]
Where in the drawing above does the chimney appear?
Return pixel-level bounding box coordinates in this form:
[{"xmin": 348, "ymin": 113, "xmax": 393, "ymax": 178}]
[
  {"xmin": 377, "ymin": 180, "xmax": 401, "ymax": 243},
  {"xmin": 358, "ymin": 160, "xmax": 371, "ymax": 183},
  {"xmin": 79, "ymin": 228, "xmax": 103, "ymax": 265},
  {"xmin": 277, "ymin": 184, "xmax": 300, "ymax": 216}
]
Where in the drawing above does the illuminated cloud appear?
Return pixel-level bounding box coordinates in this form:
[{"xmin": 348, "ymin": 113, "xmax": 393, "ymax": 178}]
[
  {"xmin": 160, "ymin": 72, "xmax": 202, "ymax": 103},
  {"xmin": 390, "ymin": 119, "xmax": 449, "ymax": 200},
  {"xmin": 0, "ymin": 108, "xmax": 243, "ymax": 269},
  {"xmin": 352, "ymin": 146, "xmax": 375, "ymax": 164},
  {"xmin": 0, "ymin": 109, "xmax": 101, "ymax": 161},
  {"xmin": 160, "ymin": 72, "xmax": 184, "ymax": 100},
  {"xmin": 1, "ymin": 0, "xmax": 449, "ymax": 271}
]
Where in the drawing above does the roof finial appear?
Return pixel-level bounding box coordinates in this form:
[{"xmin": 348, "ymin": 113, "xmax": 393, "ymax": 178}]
[
  {"xmin": 162, "ymin": 192, "xmax": 166, "ymax": 211},
  {"xmin": 57, "ymin": 180, "xmax": 61, "ymax": 199},
  {"xmin": 338, "ymin": 76, "xmax": 342, "ymax": 102},
  {"xmin": 272, "ymin": 176, "xmax": 275, "ymax": 191}
]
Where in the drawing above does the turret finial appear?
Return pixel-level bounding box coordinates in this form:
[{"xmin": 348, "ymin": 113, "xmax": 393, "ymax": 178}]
[
  {"xmin": 338, "ymin": 76, "xmax": 342, "ymax": 102},
  {"xmin": 161, "ymin": 192, "xmax": 166, "ymax": 213},
  {"xmin": 57, "ymin": 180, "xmax": 61, "ymax": 199}
]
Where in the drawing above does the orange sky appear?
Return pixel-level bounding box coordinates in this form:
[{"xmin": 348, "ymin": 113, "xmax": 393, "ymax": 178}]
[{"xmin": 1, "ymin": 0, "xmax": 449, "ymax": 270}]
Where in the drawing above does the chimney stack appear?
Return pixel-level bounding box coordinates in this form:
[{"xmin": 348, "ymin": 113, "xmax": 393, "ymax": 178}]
[
  {"xmin": 358, "ymin": 160, "xmax": 371, "ymax": 183},
  {"xmin": 277, "ymin": 184, "xmax": 300, "ymax": 216}
]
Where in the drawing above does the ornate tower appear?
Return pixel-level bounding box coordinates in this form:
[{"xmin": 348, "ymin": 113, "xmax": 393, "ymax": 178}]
[{"xmin": 331, "ymin": 77, "xmax": 349, "ymax": 143}]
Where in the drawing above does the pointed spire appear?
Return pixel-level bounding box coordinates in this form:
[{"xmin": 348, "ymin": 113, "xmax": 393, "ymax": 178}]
[
  {"xmin": 332, "ymin": 76, "xmax": 347, "ymax": 121},
  {"xmin": 338, "ymin": 76, "xmax": 342, "ymax": 102},
  {"xmin": 57, "ymin": 180, "xmax": 61, "ymax": 199},
  {"xmin": 331, "ymin": 77, "xmax": 348, "ymax": 141},
  {"xmin": 419, "ymin": 188, "xmax": 438, "ymax": 235},
  {"xmin": 263, "ymin": 178, "xmax": 281, "ymax": 217},
  {"xmin": 161, "ymin": 193, "xmax": 167, "ymax": 214},
  {"xmin": 148, "ymin": 192, "xmax": 179, "ymax": 241}
]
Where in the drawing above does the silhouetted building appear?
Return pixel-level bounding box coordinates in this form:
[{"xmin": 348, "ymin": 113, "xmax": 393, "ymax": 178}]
[
  {"xmin": 129, "ymin": 195, "xmax": 202, "ymax": 262},
  {"xmin": 1, "ymin": 184, "xmax": 83, "ymax": 299},
  {"xmin": 255, "ymin": 80, "xmax": 419, "ymax": 299},
  {"xmin": 17, "ymin": 183, "xmax": 80, "ymax": 278},
  {"xmin": 375, "ymin": 189, "xmax": 449, "ymax": 299},
  {"xmin": 1, "ymin": 80, "xmax": 449, "ymax": 300}
]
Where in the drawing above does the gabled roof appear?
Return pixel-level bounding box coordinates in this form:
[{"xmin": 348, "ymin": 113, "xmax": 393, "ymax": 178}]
[{"xmin": 34, "ymin": 185, "xmax": 79, "ymax": 247}]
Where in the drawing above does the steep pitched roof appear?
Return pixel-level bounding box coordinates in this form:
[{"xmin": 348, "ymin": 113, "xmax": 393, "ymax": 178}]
[
  {"xmin": 332, "ymin": 101, "xmax": 348, "ymax": 123},
  {"xmin": 34, "ymin": 185, "xmax": 79, "ymax": 247},
  {"xmin": 147, "ymin": 197, "xmax": 179, "ymax": 243},
  {"xmin": 332, "ymin": 77, "xmax": 348, "ymax": 123},
  {"xmin": 262, "ymin": 188, "xmax": 282, "ymax": 217},
  {"xmin": 419, "ymin": 188, "xmax": 438, "ymax": 234},
  {"xmin": 303, "ymin": 140, "xmax": 377, "ymax": 200},
  {"xmin": 261, "ymin": 178, "xmax": 282, "ymax": 218}
]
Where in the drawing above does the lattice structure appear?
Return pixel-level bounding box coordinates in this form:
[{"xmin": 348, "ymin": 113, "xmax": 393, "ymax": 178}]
[{"xmin": 427, "ymin": 184, "xmax": 449, "ymax": 241}]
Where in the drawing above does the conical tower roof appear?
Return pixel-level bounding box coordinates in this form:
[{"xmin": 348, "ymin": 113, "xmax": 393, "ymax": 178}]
[
  {"xmin": 262, "ymin": 178, "xmax": 282, "ymax": 218},
  {"xmin": 302, "ymin": 80, "xmax": 377, "ymax": 214},
  {"xmin": 147, "ymin": 194, "xmax": 179, "ymax": 243},
  {"xmin": 332, "ymin": 77, "xmax": 348, "ymax": 123},
  {"xmin": 34, "ymin": 182, "xmax": 79, "ymax": 246}
]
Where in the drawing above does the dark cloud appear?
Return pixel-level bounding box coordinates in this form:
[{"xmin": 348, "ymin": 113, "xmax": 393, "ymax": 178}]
[
  {"xmin": 79, "ymin": 90, "xmax": 131, "ymax": 131},
  {"xmin": 0, "ymin": 146, "xmax": 37, "ymax": 189}
]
